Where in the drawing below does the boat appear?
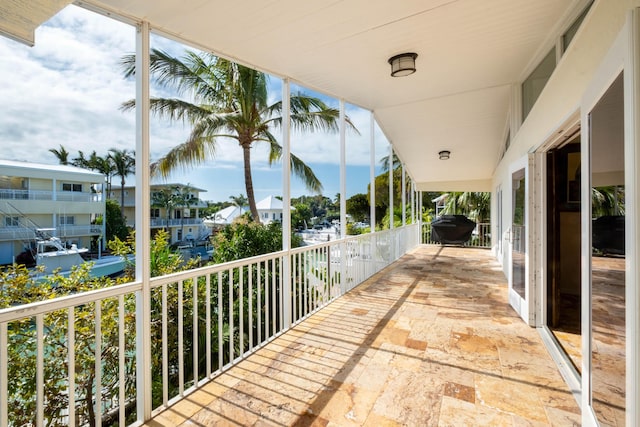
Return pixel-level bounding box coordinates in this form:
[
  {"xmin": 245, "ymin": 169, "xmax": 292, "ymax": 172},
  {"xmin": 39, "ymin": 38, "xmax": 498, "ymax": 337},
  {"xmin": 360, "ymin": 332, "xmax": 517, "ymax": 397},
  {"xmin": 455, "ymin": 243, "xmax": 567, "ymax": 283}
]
[{"xmin": 32, "ymin": 236, "xmax": 128, "ymax": 278}]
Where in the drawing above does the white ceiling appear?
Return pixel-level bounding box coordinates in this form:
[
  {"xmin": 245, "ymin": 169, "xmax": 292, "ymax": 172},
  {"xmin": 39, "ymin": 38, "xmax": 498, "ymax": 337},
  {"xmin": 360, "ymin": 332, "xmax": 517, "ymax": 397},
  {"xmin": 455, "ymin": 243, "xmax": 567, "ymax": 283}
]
[{"xmin": 87, "ymin": 0, "xmax": 578, "ymax": 191}]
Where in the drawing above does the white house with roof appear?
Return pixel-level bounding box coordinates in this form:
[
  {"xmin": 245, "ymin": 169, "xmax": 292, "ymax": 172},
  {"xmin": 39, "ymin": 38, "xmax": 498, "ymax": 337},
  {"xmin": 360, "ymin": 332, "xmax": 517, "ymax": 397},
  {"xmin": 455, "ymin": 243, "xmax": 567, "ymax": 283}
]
[
  {"xmin": 0, "ymin": 159, "xmax": 105, "ymax": 265},
  {"xmin": 256, "ymin": 195, "xmax": 286, "ymax": 224},
  {"xmin": 203, "ymin": 196, "xmax": 290, "ymax": 230}
]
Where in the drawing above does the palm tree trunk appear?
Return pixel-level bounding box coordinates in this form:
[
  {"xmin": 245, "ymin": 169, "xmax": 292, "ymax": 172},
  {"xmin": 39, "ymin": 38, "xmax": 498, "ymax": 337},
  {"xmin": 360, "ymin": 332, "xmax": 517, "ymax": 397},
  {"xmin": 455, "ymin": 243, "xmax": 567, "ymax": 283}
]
[
  {"xmin": 120, "ymin": 178, "xmax": 126, "ymax": 220},
  {"xmin": 242, "ymin": 144, "xmax": 260, "ymax": 222}
]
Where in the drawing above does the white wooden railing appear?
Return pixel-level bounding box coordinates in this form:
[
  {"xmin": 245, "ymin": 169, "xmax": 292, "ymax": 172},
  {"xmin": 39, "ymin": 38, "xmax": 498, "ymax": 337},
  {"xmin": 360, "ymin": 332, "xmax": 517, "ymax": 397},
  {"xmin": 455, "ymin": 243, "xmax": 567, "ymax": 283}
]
[{"xmin": 0, "ymin": 224, "xmax": 418, "ymax": 426}]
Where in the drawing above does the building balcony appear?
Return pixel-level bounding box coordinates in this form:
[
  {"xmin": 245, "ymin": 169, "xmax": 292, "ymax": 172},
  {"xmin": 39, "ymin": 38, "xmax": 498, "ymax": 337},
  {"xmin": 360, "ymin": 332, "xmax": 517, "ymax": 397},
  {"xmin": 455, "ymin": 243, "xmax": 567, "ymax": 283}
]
[
  {"xmin": 0, "ymin": 225, "xmax": 102, "ymax": 241},
  {"xmin": 150, "ymin": 218, "xmax": 204, "ymax": 228},
  {"xmin": 0, "ymin": 189, "xmax": 102, "ymax": 203},
  {"xmin": 0, "ymin": 227, "xmax": 579, "ymax": 426}
]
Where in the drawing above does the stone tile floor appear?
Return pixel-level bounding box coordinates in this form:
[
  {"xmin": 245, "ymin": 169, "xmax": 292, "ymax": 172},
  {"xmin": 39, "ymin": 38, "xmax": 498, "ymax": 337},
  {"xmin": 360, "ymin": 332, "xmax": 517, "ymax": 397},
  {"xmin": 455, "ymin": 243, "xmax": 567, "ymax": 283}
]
[{"xmin": 146, "ymin": 245, "xmax": 581, "ymax": 426}]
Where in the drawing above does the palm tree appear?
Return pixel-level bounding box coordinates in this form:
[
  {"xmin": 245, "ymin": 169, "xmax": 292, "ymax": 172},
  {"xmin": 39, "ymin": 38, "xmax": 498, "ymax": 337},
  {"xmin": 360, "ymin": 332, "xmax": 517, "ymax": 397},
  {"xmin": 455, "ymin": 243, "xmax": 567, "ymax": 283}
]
[
  {"xmin": 175, "ymin": 184, "xmax": 199, "ymax": 239},
  {"xmin": 121, "ymin": 49, "xmax": 356, "ymax": 222},
  {"xmin": 87, "ymin": 152, "xmax": 116, "ymax": 197},
  {"xmin": 440, "ymin": 192, "xmax": 490, "ymax": 222},
  {"xmin": 379, "ymin": 152, "xmax": 402, "ymax": 172},
  {"xmin": 229, "ymin": 194, "xmax": 248, "ymax": 209},
  {"xmin": 109, "ymin": 148, "xmax": 135, "ymax": 219},
  {"xmin": 49, "ymin": 144, "xmax": 71, "ymax": 165},
  {"xmin": 151, "ymin": 187, "xmax": 180, "ymax": 233}
]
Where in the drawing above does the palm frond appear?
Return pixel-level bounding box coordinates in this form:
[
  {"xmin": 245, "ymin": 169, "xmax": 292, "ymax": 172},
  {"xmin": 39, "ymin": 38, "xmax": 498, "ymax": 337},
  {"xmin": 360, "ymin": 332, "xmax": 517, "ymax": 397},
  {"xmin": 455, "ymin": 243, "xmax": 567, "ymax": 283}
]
[
  {"xmin": 152, "ymin": 136, "xmax": 215, "ymax": 179},
  {"xmin": 266, "ymin": 139, "xmax": 322, "ymax": 193}
]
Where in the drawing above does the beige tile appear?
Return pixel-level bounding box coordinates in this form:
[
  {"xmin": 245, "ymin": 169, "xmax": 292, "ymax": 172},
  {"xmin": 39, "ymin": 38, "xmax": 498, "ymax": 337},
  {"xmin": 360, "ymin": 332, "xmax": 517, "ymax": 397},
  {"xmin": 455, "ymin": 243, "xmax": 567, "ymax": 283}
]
[{"xmin": 139, "ymin": 246, "xmax": 581, "ymax": 427}]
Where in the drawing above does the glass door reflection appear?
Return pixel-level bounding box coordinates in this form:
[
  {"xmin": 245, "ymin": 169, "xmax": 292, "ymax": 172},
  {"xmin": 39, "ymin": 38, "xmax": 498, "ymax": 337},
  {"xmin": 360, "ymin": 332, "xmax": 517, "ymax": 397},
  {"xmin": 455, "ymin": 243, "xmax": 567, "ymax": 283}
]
[
  {"xmin": 512, "ymin": 169, "xmax": 526, "ymax": 299},
  {"xmin": 589, "ymin": 73, "xmax": 625, "ymax": 425}
]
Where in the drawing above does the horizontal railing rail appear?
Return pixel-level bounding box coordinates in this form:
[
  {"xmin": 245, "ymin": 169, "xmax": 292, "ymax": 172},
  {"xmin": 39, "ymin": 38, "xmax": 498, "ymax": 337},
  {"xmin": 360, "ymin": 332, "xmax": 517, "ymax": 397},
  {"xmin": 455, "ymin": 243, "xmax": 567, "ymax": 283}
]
[
  {"xmin": 421, "ymin": 221, "xmax": 491, "ymax": 248},
  {"xmin": 0, "ymin": 225, "xmax": 102, "ymax": 241},
  {"xmin": 0, "ymin": 224, "xmax": 419, "ymax": 427}
]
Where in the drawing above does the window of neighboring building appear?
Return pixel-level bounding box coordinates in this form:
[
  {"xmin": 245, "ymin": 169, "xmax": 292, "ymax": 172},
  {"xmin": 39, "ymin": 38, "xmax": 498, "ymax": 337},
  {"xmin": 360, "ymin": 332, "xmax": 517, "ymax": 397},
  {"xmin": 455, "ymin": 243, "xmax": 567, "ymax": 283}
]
[
  {"xmin": 62, "ymin": 183, "xmax": 82, "ymax": 192},
  {"xmin": 4, "ymin": 216, "xmax": 20, "ymax": 227},
  {"xmin": 562, "ymin": 2, "xmax": 592, "ymax": 53},
  {"xmin": 263, "ymin": 212, "xmax": 268, "ymax": 219},
  {"xmin": 522, "ymin": 47, "xmax": 556, "ymax": 121},
  {"xmin": 175, "ymin": 210, "xmax": 182, "ymax": 219},
  {"xmin": 150, "ymin": 208, "xmax": 160, "ymax": 218},
  {"xmin": 59, "ymin": 215, "xmax": 75, "ymax": 226}
]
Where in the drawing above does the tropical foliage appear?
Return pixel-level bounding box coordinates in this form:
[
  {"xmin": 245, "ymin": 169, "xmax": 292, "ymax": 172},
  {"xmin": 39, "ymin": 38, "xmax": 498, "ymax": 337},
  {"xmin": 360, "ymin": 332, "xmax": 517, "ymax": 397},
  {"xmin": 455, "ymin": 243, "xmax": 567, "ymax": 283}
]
[
  {"xmin": 440, "ymin": 192, "xmax": 491, "ymax": 223},
  {"xmin": 0, "ymin": 263, "xmax": 135, "ymax": 426},
  {"xmin": 121, "ymin": 49, "xmax": 356, "ymax": 222}
]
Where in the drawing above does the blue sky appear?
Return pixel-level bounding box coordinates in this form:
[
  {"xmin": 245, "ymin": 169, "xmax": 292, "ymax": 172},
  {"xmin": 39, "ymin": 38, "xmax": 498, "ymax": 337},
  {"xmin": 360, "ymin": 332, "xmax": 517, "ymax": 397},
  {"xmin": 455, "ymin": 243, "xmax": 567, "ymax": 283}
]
[{"xmin": 0, "ymin": 5, "xmax": 390, "ymax": 202}]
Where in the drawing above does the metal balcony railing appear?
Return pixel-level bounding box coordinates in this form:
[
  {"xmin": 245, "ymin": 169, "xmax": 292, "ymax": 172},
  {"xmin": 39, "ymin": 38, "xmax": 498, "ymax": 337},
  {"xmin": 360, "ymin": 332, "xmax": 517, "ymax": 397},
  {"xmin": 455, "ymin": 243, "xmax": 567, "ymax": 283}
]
[
  {"xmin": 0, "ymin": 189, "xmax": 102, "ymax": 203},
  {"xmin": 0, "ymin": 225, "xmax": 102, "ymax": 241},
  {"xmin": 150, "ymin": 218, "xmax": 204, "ymax": 227},
  {"xmin": 422, "ymin": 221, "xmax": 491, "ymax": 248},
  {"xmin": 0, "ymin": 224, "xmax": 419, "ymax": 427}
]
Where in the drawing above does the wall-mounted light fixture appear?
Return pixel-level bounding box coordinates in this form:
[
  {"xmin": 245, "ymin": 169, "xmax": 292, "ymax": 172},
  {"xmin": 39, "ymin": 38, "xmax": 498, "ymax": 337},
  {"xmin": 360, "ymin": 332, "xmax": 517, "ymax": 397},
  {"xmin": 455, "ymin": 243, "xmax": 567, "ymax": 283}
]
[
  {"xmin": 388, "ymin": 53, "xmax": 418, "ymax": 77},
  {"xmin": 438, "ymin": 150, "xmax": 451, "ymax": 160}
]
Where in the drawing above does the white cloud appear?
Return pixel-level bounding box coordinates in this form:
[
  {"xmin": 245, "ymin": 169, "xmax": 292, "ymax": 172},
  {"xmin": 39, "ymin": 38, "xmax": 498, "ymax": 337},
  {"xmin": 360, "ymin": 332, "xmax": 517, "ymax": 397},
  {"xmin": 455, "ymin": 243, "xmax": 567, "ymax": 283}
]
[{"xmin": 0, "ymin": 4, "xmax": 389, "ymax": 200}]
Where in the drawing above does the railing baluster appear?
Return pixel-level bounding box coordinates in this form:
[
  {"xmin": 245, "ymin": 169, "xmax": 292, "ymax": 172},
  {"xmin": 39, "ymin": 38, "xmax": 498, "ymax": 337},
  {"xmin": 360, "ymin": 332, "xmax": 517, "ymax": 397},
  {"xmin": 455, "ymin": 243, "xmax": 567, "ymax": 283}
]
[
  {"xmin": 265, "ymin": 260, "xmax": 269, "ymax": 339},
  {"xmin": 118, "ymin": 295, "xmax": 125, "ymax": 427},
  {"xmin": 193, "ymin": 275, "xmax": 198, "ymax": 386},
  {"xmin": 217, "ymin": 271, "xmax": 223, "ymax": 372},
  {"xmin": 292, "ymin": 253, "xmax": 297, "ymax": 323},
  {"xmin": 257, "ymin": 261, "xmax": 262, "ymax": 346},
  {"xmin": 239, "ymin": 266, "xmax": 244, "ymax": 356},
  {"xmin": 0, "ymin": 322, "xmax": 6, "ymax": 427},
  {"xmin": 162, "ymin": 284, "xmax": 168, "ymax": 407},
  {"xmin": 36, "ymin": 314, "xmax": 44, "ymax": 427},
  {"xmin": 271, "ymin": 258, "xmax": 276, "ymax": 335},
  {"xmin": 248, "ymin": 263, "xmax": 253, "ymax": 351},
  {"xmin": 206, "ymin": 274, "xmax": 211, "ymax": 378},
  {"xmin": 95, "ymin": 303, "xmax": 102, "ymax": 427},
  {"xmin": 67, "ymin": 308, "xmax": 75, "ymax": 427},
  {"xmin": 228, "ymin": 268, "xmax": 234, "ymax": 364},
  {"xmin": 279, "ymin": 257, "xmax": 283, "ymax": 332},
  {"xmin": 178, "ymin": 280, "xmax": 184, "ymax": 396}
]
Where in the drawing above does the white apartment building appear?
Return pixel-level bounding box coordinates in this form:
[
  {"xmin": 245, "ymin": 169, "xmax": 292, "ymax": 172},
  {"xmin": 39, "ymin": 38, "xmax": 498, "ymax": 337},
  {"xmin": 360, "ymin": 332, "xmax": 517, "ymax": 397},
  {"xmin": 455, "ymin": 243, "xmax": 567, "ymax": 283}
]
[
  {"xmin": 111, "ymin": 183, "xmax": 209, "ymax": 243},
  {"xmin": 0, "ymin": 159, "xmax": 105, "ymax": 265}
]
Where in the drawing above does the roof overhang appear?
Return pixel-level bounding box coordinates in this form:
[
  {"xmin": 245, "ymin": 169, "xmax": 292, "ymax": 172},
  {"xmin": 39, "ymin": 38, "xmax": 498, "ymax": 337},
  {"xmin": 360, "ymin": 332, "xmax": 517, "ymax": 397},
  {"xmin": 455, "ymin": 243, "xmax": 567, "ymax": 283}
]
[{"xmin": 30, "ymin": 0, "xmax": 582, "ymax": 190}]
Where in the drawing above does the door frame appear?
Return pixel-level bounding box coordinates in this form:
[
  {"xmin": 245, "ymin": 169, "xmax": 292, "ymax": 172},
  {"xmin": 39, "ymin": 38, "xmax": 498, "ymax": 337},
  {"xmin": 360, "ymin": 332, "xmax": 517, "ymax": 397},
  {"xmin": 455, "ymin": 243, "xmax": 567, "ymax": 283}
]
[
  {"xmin": 507, "ymin": 155, "xmax": 535, "ymax": 324},
  {"xmin": 579, "ymin": 9, "xmax": 640, "ymax": 426}
]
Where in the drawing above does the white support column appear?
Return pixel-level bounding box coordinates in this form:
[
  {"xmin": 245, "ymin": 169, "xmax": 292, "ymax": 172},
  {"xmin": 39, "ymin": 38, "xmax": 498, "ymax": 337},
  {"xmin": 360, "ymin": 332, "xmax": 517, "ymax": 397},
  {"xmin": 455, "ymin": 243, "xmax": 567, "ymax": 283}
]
[
  {"xmin": 102, "ymin": 181, "xmax": 106, "ymax": 252},
  {"xmin": 135, "ymin": 20, "xmax": 152, "ymax": 422},
  {"xmin": 339, "ymin": 100, "xmax": 347, "ymax": 295},
  {"xmin": 419, "ymin": 191, "xmax": 423, "ymax": 243},
  {"xmin": 369, "ymin": 112, "xmax": 376, "ymax": 231},
  {"xmin": 339, "ymin": 100, "xmax": 347, "ymax": 239},
  {"xmin": 411, "ymin": 182, "xmax": 415, "ymax": 224},
  {"xmin": 282, "ymin": 78, "xmax": 292, "ymax": 328},
  {"xmin": 389, "ymin": 145, "xmax": 394, "ymax": 229},
  {"xmin": 401, "ymin": 163, "xmax": 406, "ymax": 226}
]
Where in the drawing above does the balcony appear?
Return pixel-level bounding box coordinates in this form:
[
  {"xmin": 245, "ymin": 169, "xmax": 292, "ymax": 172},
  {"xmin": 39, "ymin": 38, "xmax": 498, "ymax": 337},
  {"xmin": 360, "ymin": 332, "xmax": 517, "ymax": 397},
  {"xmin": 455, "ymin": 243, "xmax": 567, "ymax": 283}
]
[
  {"xmin": 0, "ymin": 189, "xmax": 102, "ymax": 203},
  {"xmin": 0, "ymin": 225, "xmax": 102, "ymax": 241},
  {"xmin": 150, "ymin": 218, "xmax": 205, "ymax": 228},
  {"xmin": 145, "ymin": 245, "xmax": 580, "ymax": 426},
  {"xmin": 0, "ymin": 227, "xmax": 579, "ymax": 426}
]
